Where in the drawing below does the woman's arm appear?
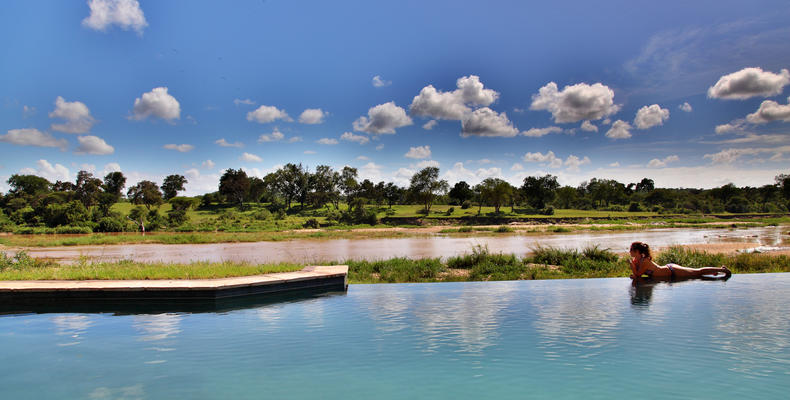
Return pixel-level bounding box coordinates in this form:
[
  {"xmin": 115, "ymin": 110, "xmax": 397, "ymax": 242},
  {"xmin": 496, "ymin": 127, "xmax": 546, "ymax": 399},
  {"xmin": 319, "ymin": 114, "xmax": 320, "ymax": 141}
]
[
  {"xmin": 629, "ymin": 257, "xmax": 638, "ymax": 279},
  {"xmin": 634, "ymin": 257, "xmax": 651, "ymax": 277}
]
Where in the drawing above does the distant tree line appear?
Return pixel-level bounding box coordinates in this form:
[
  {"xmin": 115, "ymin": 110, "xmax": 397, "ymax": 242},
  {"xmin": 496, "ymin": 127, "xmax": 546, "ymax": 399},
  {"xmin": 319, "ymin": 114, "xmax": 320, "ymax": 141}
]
[{"xmin": 2, "ymin": 165, "xmax": 788, "ymax": 233}]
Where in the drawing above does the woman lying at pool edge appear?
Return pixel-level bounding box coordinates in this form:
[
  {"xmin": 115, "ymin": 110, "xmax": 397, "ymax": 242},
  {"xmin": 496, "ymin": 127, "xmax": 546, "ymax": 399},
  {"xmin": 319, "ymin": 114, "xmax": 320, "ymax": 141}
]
[{"xmin": 629, "ymin": 241, "xmax": 731, "ymax": 281}]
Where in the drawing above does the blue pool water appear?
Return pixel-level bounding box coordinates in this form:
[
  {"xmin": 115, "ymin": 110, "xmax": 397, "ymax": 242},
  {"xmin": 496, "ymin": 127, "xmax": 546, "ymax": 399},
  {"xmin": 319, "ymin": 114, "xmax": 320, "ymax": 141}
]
[{"xmin": 2, "ymin": 274, "xmax": 789, "ymax": 399}]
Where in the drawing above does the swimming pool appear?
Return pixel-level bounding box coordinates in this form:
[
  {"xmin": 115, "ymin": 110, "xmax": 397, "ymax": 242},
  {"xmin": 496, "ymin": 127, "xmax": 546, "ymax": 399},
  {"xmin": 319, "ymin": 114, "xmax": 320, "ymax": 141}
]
[{"xmin": 2, "ymin": 274, "xmax": 788, "ymax": 399}]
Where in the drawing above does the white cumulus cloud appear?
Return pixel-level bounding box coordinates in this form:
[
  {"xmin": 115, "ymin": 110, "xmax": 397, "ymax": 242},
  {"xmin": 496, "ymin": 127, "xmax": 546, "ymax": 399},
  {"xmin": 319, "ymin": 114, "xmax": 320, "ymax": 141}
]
[
  {"xmin": 564, "ymin": 155, "xmax": 591, "ymax": 172},
  {"xmin": 258, "ymin": 127, "xmax": 285, "ymax": 142},
  {"xmin": 410, "ymin": 75, "xmax": 499, "ymax": 120},
  {"xmin": 215, "ymin": 138, "xmax": 243, "ymax": 147},
  {"xmin": 103, "ymin": 162, "xmax": 121, "ymax": 174},
  {"xmin": 521, "ymin": 126, "xmax": 562, "ymax": 137},
  {"xmin": 0, "ymin": 128, "xmax": 67, "ymax": 150},
  {"xmin": 20, "ymin": 160, "xmax": 71, "ymax": 182},
  {"xmin": 405, "ymin": 145, "xmax": 431, "ymax": 159},
  {"xmin": 704, "ymin": 149, "xmax": 744, "ymax": 164},
  {"xmin": 233, "ymin": 98, "xmax": 255, "ymax": 106},
  {"xmin": 422, "ymin": 120, "xmax": 438, "ymax": 130},
  {"xmin": 340, "ymin": 132, "xmax": 369, "ymax": 144},
  {"xmin": 246, "ymin": 105, "xmax": 292, "ymax": 124},
  {"xmin": 746, "ymin": 97, "xmax": 790, "ymax": 123},
  {"xmin": 202, "ymin": 160, "xmax": 215, "ymax": 169},
  {"xmin": 634, "ymin": 104, "xmax": 670, "ymax": 129},
  {"xmin": 522, "ymin": 151, "xmax": 563, "ymax": 168},
  {"xmin": 316, "ymin": 138, "xmax": 339, "ymax": 145},
  {"xmin": 298, "ymin": 108, "xmax": 327, "ymax": 124},
  {"xmin": 581, "ymin": 120, "xmax": 598, "ymax": 132},
  {"xmin": 510, "ymin": 163, "xmax": 524, "ymax": 171},
  {"xmin": 353, "ymin": 102, "xmax": 412, "ymax": 134},
  {"xmin": 82, "ymin": 0, "xmax": 147, "ymax": 34},
  {"xmin": 605, "ymin": 120, "xmax": 632, "ymax": 139},
  {"xmin": 707, "ymin": 67, "xmax": 790, "ymax": 100},
  {"xmin": 163, "ymin": 144, "xmax": 194, "ymax": 152},
  {"xmin": 75, "ymin": 135, "xmax": 114, "ymax": 155},
  {"xmin": 49, "ymin": 96, "xmax": 96, "ymax": 134},
  {"xmin": 530, "ymin": 82, "xmax": 620, "ymax": 123},
  {"xmin": 132, "ymin": 87, "xmax": 180, "ymax": 121},
  {"xmin": 372, "ymin": 75, "xmax": 392, "ymax": 88},
  {"xmin": 461, "ymin": 108, "xmax": 518, "ymax": 137},
  {"xmin": 679, "ymin": 102, "xmax": 693, "ymax": 112},
  {"xmin": 647, "ymin": 155, "xmax": 679, "ymax": 168},
  {"xmin": 240, "ymin": 152, "xmax": 263, "ymax": 162}
]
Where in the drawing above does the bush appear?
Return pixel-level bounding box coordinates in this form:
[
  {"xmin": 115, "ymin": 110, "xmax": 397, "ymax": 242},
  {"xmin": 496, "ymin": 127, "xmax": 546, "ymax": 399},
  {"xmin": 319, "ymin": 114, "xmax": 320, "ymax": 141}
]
[
  {"xmin": 167, "ymin": 209, "xmax": 189, "ymax": 226},
  {"xmin": 495, "ymin": 225, "xmax": 513, "ymax": 233},
  {"xmin": 253, "ymin": 209, "xmax": 272, "ymax": 220},
  {"xmin": 628, "ymin": 202, "xmax": 642, "ymax": 212},
  {"xmin": 541, "ymin": 206, "xmax": 555, "ymax": 215},
  {"xmin": 416, "ymin": 208, "xmax": 430, "ymax": 215},
  {"xmin": 446, "ymin": 207, "xmax": 455, "ymax": 215},
  {"xmin": 303, "ymin": 218, "xmax": 320, "ymax": 228},
  {"xmin": 461, "ymin": 200, "xmax": 472, "ymax": 209}
]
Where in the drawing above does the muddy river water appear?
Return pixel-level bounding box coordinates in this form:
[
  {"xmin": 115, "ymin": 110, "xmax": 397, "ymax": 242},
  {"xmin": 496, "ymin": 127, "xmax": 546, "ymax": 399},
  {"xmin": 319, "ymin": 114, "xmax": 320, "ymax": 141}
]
[{"xmin": 5, "ymin": 226, "xmax": 788, "ymax": 264}]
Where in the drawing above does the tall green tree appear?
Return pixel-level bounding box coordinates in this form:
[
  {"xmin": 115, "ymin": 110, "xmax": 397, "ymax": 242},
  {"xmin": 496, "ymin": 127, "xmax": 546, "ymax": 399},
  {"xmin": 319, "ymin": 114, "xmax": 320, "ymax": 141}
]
[
  {"xmin": 340, "ymin": 166, "xmax": 359, "ymax": 210},
  {"xmin": 480, "ymin": 178, "xmax": 513, "ymax": 213},
  {"xmin": 127, "ymin": 180, "xmax": 164, "ymax": 210},
  {"xmin": 521, "ymin": 174, "xmax": 559, "ymax": 209},
  {"xmin": 409, "ymin": 167, "xmax": 448, "ymax": 213},
  {"xmin": 310, "ymin": 165, "xmax": 339, "ymax": 208},
  {"xmin": 162, "ymin": 174, "xmax": 188, "ymax": 201},
  {"xmin": 218, "ymin": 169, "xmax": 249, "ymax": 208},
  {"xmin": 75, "ymin": 170, "xmax": 103, "ymax": 209},
  {"xmin": 7, "ymin": 174, "xmax": 51, "ymax": 196},
  {"xmin": 448, "ymin": 181, "xmax": 474, "ymax": 205},
  {"xmin": 102, "ymin": 171, "xmax": 126, "ymax": 201}
]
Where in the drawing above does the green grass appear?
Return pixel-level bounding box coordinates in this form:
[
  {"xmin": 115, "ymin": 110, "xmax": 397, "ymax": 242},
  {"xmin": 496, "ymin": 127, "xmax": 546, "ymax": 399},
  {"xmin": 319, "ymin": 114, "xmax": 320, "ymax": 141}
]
[
  {"xmin": 0, "ymin": 251, "xmax": 303, "ymax": 280},
  {"xmin": 3, "ymin": 246, "xmax": 789, "ymax": 282}
]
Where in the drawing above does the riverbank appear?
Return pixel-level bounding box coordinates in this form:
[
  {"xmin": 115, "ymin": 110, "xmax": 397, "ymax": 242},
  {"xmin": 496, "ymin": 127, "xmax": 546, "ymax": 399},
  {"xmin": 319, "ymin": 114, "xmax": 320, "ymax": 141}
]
[
  {"xmin": 1, "ymin": 217, "xmax": 787, "ymax": 247},
  {"xmin": 2, "ymin": 246, "xmax": 788, "ymax": 283}
]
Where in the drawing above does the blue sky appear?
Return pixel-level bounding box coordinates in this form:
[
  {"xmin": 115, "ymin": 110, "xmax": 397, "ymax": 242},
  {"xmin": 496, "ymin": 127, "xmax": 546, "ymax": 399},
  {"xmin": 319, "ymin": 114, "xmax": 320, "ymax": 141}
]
[{"xmin": 1, "ymin": 0, "xmax": 790, "ymax": 195}]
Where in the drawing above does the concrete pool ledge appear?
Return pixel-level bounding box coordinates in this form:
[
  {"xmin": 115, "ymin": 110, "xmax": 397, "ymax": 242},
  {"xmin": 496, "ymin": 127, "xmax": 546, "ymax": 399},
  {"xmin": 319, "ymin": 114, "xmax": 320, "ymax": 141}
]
[{"xmin": 0, "ymin": 265, "xmax": 348, "ymax": 302}]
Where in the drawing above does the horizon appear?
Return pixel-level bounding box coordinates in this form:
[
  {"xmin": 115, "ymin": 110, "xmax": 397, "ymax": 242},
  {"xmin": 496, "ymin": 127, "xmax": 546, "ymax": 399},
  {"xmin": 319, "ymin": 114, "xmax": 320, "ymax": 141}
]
[{"xmin": 2, "ymin": 0, "xmax": 790, "ymax": 195}]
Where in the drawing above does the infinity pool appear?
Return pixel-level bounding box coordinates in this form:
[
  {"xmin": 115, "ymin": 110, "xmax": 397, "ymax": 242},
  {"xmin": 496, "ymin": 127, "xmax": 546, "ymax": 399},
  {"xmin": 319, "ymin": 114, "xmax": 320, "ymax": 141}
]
[{"xmin": 2, "ymin": 274, "xmax": 789, "ymax": 399}]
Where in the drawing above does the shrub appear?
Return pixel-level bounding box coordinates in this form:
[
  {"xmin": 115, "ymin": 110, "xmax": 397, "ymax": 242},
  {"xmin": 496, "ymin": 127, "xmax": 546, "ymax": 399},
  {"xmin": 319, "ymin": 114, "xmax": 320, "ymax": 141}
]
[
  {"xmin": 167, "ymin": 209, "xmax": 189, "ymax": 226},
  {"xmin": 303, "ymin": 218, "xmax": 320, "ymax": 228},
  {"xmin": 416, "ymin": 208, "xmax": 430, "ymax": 215},
  {"xmin": 495, "ymin": 225, "xmax": 513, "ymax": 233},
  {"xmin": 461, "ymin": 200, "xmax": 472, "ymax": 209},
  {"xmin": 628, "ymin": 202, "xmax": 642, "ymax": 212},
  {"xmin": 446, "ymin": 207, "xmax": 455, "ymax": 215},
  {"xmin": 253, "ymin": 209, "xmax": 272, "ymax": 220},
  {"xmin": 541, "ymin": 206, "xmax": 555, "ymax": 215}
]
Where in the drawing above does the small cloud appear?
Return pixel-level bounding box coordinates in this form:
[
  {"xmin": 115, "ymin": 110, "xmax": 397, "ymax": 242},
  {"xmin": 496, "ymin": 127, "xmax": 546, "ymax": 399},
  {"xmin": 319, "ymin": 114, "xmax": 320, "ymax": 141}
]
[
  {"xmin": 163, "ymin": 143, "xmax": 194, "ymax": 152},
  {"xmin": 240, "ymin": 152, "xmax": 263, "ymax": 162},
  {"xmin": 304, "ymin": 150, "xmax": 317, "ymax": 154},
  {"xmin": 414, "ymin": 160, "xmax": 440, "ymax": 169},
  {"xmin": 647, "ymin": 155, "xmax": 679, "ymax": 168},
  {"xmin": 609, "ymin": 162, "xmax": 620, "ymax": 167},
  {"xmin": 372, "ymin": 75, "xmax": 392, "ymax": 88},
  {"xmin": 510, "ymin": 163, "xmax": 524, "ymax": 171},
  {"xmin": 49, "ymin": 96, "xmax": 96, "ymax": 134},
  {"xmin": 317, "ymin": 138, "xmax": 339, "ymax": 145},
  {"xmin": 103, "ymin": 162, "xmax": 121, "ymax": 174},
  {"xmin": 353, "ymin": 102, "xmax": 412, "ymax": 134},
  {"xmin": 340, "ymin": 131, "xmax": 370, "ymax": 144},
  {"xmin": 131, "ymin": 87, "xmax": 180, "ymax": 121},
  {"xmin": 634, "ymin": 104, "xmax": 670, "ymax": 129},
  {"xmin": 202, "ymin": 159, "xmax": 215, "ymax": 169},
  {"xmin": 746, "ymin": 96, "xmax": 790, "ymax": 124},
  {"xmin": 563, "ymin": 155, "xmax": 591, "ymax": 172},
  {"xmin": 215, "ymin": 138, "xmax": 243, "ymax": 147},
  {"xmin": 422, "ymin": 120, "xmax": 438, "ymax": 130},
  {"xmin": 246, "ymin": 105, "xmax": 292, "ymax": 124},
  {"xmin": 530, "ymin": 82, "xmax": 620, "ymax": 123},
  {"xmin": 605, "ymin": 120, "xmax": 632, "ymax": 139},
  {"xmin": 513, "ymin": 107, "xmax": 526, "ymax": 114},
  {"xmin": 298, "ymin": 108, "xmax": 327, "ymax": 124},
  {"xmin": 521, "ymin": 126, "xmax": 562, "ymax": 137},
  {"xmin": 679, "ymin": 102, "xmax": 692, "ymax": 112},
  {"xmin": 357, "ymin": 155, "xmax": 370, "ymax": 161},
  {"xmin": 20, "ymin": 159, "xmax": 71, "ymax": 182},
  {"xmin": 715, "ymin": 119, "xmax": 747, "ymax": 134},
  {"xmin": 75, "ymin": 135, "xmax": 114, "ymax": 155},
  {"xmin": 461, "ymin": 108, "xmax": 518, "ymax": 137},
  {"xmin": 410, "ymin": 75, "xmax": 499, "ymax": 120},
  {"xmin": 82, "ymin": 0, "xmax": 148, "ymax": 34},
  {"xmin": 707, "ymin": 67, "xmax": 790, "ymax": 100},
  {"xmin": 258, "ymin": 127, "xmax": 285, "ymax": 142},
  {"xmin": 288, "ymin": 136, "xmax": 303, "ymax": 143},
  {"xmin": 376, "ymin": 144, "xmax": 384, "ymax": 151},
  {"xmin": 233, "ymin": 98, "xmax": 256, "ymax": 106},
  {"xmin": 0, "ymin": 128, "xmax": 68, "ymax": 150},
  {"xmin": 405, "ymin": 145, "xmax": 431, "ymax": 159},
  {"xmin": 580, "ymin": 121, "xmax": 598, "ymax": 132},
  {"xmin": 22, "ymin": 105, "xmax": 36, "ymax": 118}
]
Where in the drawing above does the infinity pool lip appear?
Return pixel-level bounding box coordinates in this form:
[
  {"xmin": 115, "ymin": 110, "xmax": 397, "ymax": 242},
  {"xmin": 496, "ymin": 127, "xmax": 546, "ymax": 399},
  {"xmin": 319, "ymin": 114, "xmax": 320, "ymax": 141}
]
[{"xmin": 0, "ymin": 265, "xmax": 349, "ymax": 302}]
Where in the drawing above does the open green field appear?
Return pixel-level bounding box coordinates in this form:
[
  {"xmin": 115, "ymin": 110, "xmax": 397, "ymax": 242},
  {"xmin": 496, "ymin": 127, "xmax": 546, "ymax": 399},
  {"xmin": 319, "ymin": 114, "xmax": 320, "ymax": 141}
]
[{"xmin": 2, "ymin": 246, "xmax": 788, "ymax": 283}]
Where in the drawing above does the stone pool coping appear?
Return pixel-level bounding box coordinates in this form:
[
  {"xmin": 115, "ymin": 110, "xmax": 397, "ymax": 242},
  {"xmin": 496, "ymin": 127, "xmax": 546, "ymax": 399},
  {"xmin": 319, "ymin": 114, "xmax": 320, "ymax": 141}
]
[{"xmin": 0, "ymin": 265, "xmax": 348, "ymax": 301}]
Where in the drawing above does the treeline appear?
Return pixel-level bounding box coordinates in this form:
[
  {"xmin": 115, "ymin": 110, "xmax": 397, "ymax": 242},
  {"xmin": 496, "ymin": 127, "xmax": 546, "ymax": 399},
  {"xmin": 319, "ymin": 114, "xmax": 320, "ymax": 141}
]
[{"xmin": 1, "ymin": 163, "xmax": 789, "ymax": 233}]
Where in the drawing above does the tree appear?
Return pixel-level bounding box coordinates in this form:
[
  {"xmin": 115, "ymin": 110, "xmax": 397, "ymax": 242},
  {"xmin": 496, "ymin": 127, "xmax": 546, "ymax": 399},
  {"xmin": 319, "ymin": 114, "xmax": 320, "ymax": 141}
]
[
  {"xmin": 310, "ymin": 165, "xmax": 340, "ymax": 208},
  {"xmin": 247, "ymin": 177, "xmax": 266, "ymax": 203},
  {"xmin": 102, "ymin": 171, "xmax": 126, "ymax": 201},
  {"xmin": 409, "ymin": 167, "xmax": 448, "ymax": 213},
  {"xmin": 162, "ymin": 174, "xmax": 188, "ymax": 201},
  {"xmin": 75, "ymin": 170, "xmax": 103, "ymax": 209},
  {"xmin": 449, "ymin": 181, "xmax": 474, "ymax": 205},
  {"xmin": 276, "ymin": 163, "xmax": 308, "ymax": 210},
  {"xmin": 776, "ymin": 174, "xmax": 790, "ymax": 201},
  {"xmin": 521, "ymin": 174, "xmax": 559, "ymax": 209},
  {"xmin": 635, "ymin": 178, "xmax": 655, "ymax": 192},
  {"xmin": 383, "ymin": 182, "xmax": 402, "ymax": 208},
  {"xmin": 219, "ymin": 169, "xmax": 249, "ymax": 208},
  {"xmin": 127, "ymin": 180, "xmax": 164, "ymax": 210},
  {"xmin": 7, "ymin": 174, "xmax": 51, "ymax": 196},
  {"xmin": 554, "ymin": 186, "xmax": 578, "ymax": 209},
  {"xmin": 480, "ymin": 178, "xmax": 513, "ymax": 213},
  {"xmin": 339, "ymin": 166, "xmax": 359, "ymax": 210}
]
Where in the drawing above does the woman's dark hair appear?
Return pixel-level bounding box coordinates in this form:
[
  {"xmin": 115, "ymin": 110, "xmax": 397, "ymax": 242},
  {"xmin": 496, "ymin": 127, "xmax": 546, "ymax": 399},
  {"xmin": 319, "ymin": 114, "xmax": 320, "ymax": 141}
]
[{"xmin": 630, "ymin": 241, "xmax": 652, "ymax": 258}]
